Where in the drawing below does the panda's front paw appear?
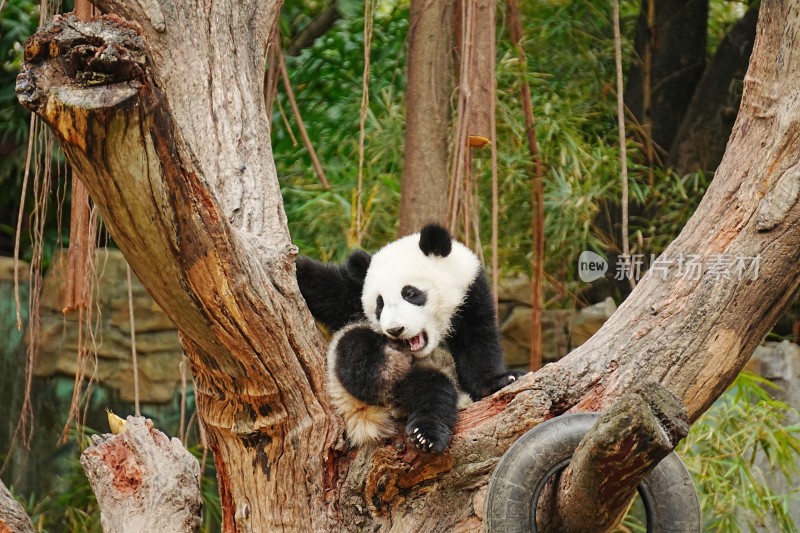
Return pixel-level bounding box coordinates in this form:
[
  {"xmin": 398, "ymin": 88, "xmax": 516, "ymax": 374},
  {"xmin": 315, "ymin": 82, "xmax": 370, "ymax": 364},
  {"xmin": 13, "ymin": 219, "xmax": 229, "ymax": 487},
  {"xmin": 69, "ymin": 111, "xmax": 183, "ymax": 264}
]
[
  {"xmin": 478, "ymin": 370, "xmax": 527, "ymax": 397},
  {"xmin": 406, "ymin": 417, "xmax": 452, "ymax": 454}
]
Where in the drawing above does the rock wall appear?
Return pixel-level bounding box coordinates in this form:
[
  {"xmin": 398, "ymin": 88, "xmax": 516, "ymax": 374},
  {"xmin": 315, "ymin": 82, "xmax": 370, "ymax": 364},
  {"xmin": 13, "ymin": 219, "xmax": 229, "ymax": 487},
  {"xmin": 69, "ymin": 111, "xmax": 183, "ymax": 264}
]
[
  {"xmin": 497, "ymin": 275, "xmax": 617, "ymax": 367},
  {"xmin": 746, "ymin": 340, "xmax": 800, "ymax": 529},
  {"xmin": 33, "ymin": 249, "xmax": 183, "ymax": 403}
]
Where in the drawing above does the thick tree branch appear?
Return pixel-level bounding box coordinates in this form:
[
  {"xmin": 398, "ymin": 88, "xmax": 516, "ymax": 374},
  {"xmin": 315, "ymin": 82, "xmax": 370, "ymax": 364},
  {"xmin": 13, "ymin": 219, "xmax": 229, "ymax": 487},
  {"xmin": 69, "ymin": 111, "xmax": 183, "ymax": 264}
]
[
  {"xmin": 17, "ymin": 14, "xmax": 337, "ymax": 531},
  {"xmin": 536, "ymin": 384, "xmax": 689, "ymax": 532}
]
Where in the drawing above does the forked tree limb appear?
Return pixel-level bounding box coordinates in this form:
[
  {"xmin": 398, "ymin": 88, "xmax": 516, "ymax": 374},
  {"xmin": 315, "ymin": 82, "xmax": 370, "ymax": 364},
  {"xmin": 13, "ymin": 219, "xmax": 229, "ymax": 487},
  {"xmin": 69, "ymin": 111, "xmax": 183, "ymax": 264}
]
[
  {"xmin": 17, "ymin": 14, "xmax": 338, "ymax": 531},
  {"xmin": 15, "ymin": 1, "xmax": 800, "ymax": 531}
]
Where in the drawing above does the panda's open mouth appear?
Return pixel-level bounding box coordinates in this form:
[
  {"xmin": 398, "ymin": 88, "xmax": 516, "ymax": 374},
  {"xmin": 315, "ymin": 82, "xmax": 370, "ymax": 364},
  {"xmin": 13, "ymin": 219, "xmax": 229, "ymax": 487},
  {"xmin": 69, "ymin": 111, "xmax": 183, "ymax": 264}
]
[{"xmin": 407, "ymin": 331, "xmax": 428, "ymax": 352}]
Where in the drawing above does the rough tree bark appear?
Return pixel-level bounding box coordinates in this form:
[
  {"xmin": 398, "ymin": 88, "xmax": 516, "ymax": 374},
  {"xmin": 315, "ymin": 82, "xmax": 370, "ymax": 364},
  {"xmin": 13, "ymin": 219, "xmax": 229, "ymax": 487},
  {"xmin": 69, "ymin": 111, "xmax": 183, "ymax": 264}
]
[
  {"xmin": 15, "ymin": 0, "xmax": 800, "ymax": 531},
  {"xmin": 669, "ymin": 5, "xmax": 760, "ymax": 174},
  {"xmin": 398, "ymin": 0, "xmax": 454, "ymax": 236},
  {"xmin": 80, "ymin": 417, "xmax": 202, "ymax": 532},
  {"xmin": 0, "ymin": 479, "xmax": 34, "ymax": 533},
  {"xmin": 535, "ymin": 384, "xmax": 689, "ymax": 531}
]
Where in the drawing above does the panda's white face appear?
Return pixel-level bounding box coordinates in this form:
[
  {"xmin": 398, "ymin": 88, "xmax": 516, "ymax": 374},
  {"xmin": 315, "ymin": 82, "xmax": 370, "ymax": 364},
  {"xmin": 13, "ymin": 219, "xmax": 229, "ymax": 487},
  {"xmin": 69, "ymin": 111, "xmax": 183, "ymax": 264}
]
[{"xmin": 361, "ymin": 232, "xmax": 480, "ymax": 356}]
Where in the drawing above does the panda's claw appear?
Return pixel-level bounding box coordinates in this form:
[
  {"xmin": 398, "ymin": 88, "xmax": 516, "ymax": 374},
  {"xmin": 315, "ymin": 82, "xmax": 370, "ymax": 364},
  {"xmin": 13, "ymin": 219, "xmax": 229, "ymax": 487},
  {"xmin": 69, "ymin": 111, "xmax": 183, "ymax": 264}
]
[
  {"xmin": 406, "ymin": 418, "xmax": 451, "ymax": 453},
  {"xmin": 477, "ymin": 370, "xmax": 528, "ymax": 397}
]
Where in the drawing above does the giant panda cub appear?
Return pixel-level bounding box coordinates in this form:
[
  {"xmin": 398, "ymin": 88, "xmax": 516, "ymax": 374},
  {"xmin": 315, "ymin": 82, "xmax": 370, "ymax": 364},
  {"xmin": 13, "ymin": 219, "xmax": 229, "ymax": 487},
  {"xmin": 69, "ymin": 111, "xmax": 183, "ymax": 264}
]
[{"xmin": 296, "ymin": 224, "xmax": 524, "ymax": 453}]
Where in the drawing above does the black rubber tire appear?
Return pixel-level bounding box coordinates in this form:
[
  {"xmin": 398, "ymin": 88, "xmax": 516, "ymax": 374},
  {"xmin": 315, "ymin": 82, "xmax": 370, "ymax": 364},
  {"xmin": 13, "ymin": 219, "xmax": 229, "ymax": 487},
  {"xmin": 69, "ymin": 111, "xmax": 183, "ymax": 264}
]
[{"xmin": 483, "ymin": 413, "xmax": 700, "ymax": 532}]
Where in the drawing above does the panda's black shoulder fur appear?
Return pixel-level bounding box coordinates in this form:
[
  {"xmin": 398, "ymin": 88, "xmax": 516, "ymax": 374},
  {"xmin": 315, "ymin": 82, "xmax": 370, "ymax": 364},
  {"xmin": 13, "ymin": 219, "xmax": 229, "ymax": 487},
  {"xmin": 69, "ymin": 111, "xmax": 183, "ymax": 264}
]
[
  {"xmin": 446, "ymin": 267, "xmax": 519, "ymax": 400},
  {"xmin": 295, "ymin": 250, "xmax": 371, "ymax": 331}
]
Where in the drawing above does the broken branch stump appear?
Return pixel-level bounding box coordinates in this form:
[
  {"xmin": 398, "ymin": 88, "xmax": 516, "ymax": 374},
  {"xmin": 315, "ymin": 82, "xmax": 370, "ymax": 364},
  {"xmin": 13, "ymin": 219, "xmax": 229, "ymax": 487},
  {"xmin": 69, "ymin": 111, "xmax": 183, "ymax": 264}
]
[
  {"xmin": 537, "ymin": 383, "xmax": 690, "ymax": 532},
  {"xmin": 80, "ymin": 416, "xmax": 202, "ymax": 533}
]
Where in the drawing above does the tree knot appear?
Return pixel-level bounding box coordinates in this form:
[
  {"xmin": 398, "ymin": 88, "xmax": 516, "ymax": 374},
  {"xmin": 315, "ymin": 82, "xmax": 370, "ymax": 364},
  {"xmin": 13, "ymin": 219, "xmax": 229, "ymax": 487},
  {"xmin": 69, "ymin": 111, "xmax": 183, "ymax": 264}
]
[{"xmin": 17, "ymin": 14, "xmax": 148, "ymax": 112}]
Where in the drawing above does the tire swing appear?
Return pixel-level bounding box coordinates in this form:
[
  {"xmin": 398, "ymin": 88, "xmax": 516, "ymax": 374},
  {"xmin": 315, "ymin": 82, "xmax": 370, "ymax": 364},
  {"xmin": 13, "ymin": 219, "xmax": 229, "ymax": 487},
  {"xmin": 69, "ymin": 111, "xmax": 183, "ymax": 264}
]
[{"xmin": 484, "ymin": 413, "xmax": 700, "ymax": 532}]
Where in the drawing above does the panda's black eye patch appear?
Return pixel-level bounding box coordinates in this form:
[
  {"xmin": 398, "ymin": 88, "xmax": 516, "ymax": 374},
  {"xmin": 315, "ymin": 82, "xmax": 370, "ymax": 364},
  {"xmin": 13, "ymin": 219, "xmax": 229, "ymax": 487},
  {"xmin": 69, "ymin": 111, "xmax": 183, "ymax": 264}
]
[
  {"xmin": 401, "ymin": 285, "xmax": 427, "ymax": 306},
  {"xmin": 376, "ymin": 295, "xmax": 384, "ymax": 319}
]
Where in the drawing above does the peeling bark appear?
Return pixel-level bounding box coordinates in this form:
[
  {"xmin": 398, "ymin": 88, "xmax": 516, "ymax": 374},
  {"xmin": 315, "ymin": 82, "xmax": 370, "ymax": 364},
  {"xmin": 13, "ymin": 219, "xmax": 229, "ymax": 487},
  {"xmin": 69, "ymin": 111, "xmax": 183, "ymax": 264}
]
[
  {"xmin": 80, "ymin": 417, "xmax": 202, "ymax": 533},
  {"xmin": 15, "ymin": 0, "xmax": 800, "ymax": 531}
]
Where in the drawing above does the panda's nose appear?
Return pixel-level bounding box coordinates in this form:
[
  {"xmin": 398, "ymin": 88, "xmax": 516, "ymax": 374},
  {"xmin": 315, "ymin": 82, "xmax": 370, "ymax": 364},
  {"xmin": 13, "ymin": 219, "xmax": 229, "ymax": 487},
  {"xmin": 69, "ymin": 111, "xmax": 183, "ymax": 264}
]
[{"xmin": 386, "ymin": 326, "xmax": 405, "ymax": 338}]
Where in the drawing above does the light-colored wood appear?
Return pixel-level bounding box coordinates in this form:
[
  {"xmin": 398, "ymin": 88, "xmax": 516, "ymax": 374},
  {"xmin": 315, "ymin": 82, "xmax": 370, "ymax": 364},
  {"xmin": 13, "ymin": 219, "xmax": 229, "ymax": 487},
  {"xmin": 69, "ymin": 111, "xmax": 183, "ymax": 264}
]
[
  {"xmin": 0, "ymin": 479, "xmax": 34, "ymax": 533},
  {"xmin": 80, "ymin": 417, "xmax": 201, "ymax": 532}
]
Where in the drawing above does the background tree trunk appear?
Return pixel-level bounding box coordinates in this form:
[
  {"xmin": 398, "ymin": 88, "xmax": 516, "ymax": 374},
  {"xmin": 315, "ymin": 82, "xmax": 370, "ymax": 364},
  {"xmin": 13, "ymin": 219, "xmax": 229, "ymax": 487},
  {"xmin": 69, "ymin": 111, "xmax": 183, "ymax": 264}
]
[
  {"xmin": 16, "ymin": 0, "xmax": 800, "ymax": 530},
  {"xmin": 624, "ymin": 0, "xmax": 708, "ymax": 156},
  {"xmin": 669, "ymin": 5, "xmax": 760, "ymax": 174},
  {"xmin": 398, "ymin": 0, "xmax": 454, "ymax": 236}
]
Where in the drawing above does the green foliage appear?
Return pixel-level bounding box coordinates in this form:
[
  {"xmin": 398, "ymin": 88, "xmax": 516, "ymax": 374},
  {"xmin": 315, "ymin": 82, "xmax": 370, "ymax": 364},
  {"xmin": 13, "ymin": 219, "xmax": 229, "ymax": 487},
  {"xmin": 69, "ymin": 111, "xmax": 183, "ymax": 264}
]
[
  {"xmin": 487, "ymin": 0, "xmax": 640, "ymax": 284},
  {"xmin": 708, "ymin": 0, "xmax": 752, "ymax": 55},
  {"xmin": 679, "ymin": 372, "xmax": 800, "ymax": 532},
  {"xmin": 275, "ymin": 8, "xmax": 408, "ymax": 259},
  {"xmin": 0, "ymin": 0, "xmax": 38, "ymax": 187}
]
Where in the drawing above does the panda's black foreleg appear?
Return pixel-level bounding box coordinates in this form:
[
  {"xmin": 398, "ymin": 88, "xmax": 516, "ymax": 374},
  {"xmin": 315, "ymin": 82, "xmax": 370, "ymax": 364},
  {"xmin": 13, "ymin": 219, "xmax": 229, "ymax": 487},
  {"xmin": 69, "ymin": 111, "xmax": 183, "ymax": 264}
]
[
  {"xmin": 333, "ymin": 325, "xmax": 413, "ymax": 405},
  {"xmin": 392, "ymin": 367, "xmax": 458, "ymax": 453},
  {"xmin": 296, "ymin": 251, "xmax": 371, "ymax": 332}
]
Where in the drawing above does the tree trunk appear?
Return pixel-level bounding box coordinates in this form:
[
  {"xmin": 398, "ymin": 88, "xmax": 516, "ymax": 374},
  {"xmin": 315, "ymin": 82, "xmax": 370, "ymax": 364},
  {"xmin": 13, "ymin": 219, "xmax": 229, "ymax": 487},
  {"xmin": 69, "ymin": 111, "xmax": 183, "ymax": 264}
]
[
  {"xmin": 398, "ymin": 0, "xmax": 454, "ymax": 236},
  {"xmin": 16, "ymin": 0, "xmax": 800, "ymax": 531},
  {"xmin": 624, "ymin": 0, "xmax": 708, "ymax": 156},
  {"xmin": 668, "ymin": 5, "xmax": 760, "ymax": 174},
  {"xmin": 80, "ymin": 417, "xmax": 202, "ymax": 532},
  {"xmin": 17, "ymin": 9, "xmax": 338, "ymax": 531}
]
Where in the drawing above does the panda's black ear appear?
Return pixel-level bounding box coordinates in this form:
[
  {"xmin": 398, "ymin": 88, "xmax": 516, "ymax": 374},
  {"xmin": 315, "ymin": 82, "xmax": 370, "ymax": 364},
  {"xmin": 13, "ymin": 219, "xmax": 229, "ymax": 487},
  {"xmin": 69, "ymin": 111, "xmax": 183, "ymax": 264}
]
[
  {"xmin": 345, "ymin": 249, "xmax": 372, "ymax": 281},
  {"xmin": 419, "ymin": 224, "xmax": 452, "ymax": 257}
]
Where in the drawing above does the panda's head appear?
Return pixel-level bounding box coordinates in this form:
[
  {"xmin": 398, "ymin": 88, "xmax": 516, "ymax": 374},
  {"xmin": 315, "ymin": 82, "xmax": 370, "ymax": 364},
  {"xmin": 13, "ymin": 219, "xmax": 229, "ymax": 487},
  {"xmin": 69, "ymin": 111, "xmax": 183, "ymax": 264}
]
[{"xmin": 361, "ymin": 224, "xmax": 481, "ymax": 356}]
